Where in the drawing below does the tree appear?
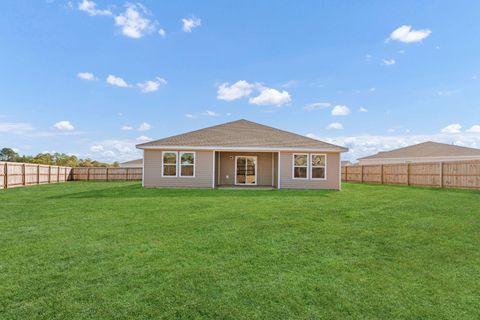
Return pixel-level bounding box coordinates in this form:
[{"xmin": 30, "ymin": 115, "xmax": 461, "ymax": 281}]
[{"xmin": 0, "ymin": 148, "xmax": 19, "ymax": 161}]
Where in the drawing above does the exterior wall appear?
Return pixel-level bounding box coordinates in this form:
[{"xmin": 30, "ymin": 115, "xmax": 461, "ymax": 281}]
[
  {"xmin": 143, "ymin": 149, "xmax": 214, "ymax": 188},
  {"xmin": 279, "ymin": 152, "xmax": 341, "ymax": 190},
  {"xmin": 359, "ymin": 155, "xmax": 480, "ymax": 166},
  {"xmin": 217, "ymin": 152, "xmax": 274, "ymax": 186}
]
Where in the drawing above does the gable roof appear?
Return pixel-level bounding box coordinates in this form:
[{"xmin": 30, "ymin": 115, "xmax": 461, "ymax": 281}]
[
  {"xmin": 359, "ymin": 141, "xmax": 480, "ymax": 160},
  {"xmin": 137, "ymin": 119, "xmax": 347, "ymax": 152},
  {"xmin": 119, "ymin": 159, "xmax": 143, "ymax": 166}
]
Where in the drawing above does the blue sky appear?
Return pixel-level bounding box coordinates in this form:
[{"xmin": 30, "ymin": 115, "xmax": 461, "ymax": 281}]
[{"xmin": 1, "ymin": 0, "xmax": 479, "ymax": 162}]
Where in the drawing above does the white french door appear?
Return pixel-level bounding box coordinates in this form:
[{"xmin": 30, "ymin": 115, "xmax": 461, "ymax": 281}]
[{"xmin": 235, "ymin": 156, "xmax": 257, "ymax": 185}]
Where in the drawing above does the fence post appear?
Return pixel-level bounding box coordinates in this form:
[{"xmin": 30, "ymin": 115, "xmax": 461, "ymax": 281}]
[
  {"xmin": 57, "ymin": 167, "xmax": 60, "ymax": 183},
  {"xmin": 65, "ymin": 167, "xmax": 68, "ymax": 181},
  {"xmin": 4, "ymin": 162, "xmax": 7, "ymax": 189},
  {"xmin": 37, "ymin": 165, "xmax": 40, "ymax": 184},
  {"xmin": 345, "ymin": 166, "xmax": 348, "ymax": 182},
  {"xmin": 360, "ymin": 165, "xmax": 364, "ymax": 183},
  {"xmin": 106, "ymin": 168, "xmax": 109, "ymax": 181},
  {"xmin": 87, "ymin": 168, "xmax": 90, "ymax": 181},
  {"xmin": 126, "ymin": 168, "xmax": 129, "ymax": 181},
  {"xmin": 439, "ymin": 162, "xmax": 444, "ymax": 188},
  {"xmin": 380, "ymin": 165, "xmax": 384, "ymax": 184},
  {"xmin": 48, "ymin": 166, "xmax": 51, "ymax": 183},
  {"xmin": 22, "ymin": 163, "xmax": 26, "ymax": 186},
  {"xmin": 407, "ymin": 163, "xmax": 410, "ymax": 186}
]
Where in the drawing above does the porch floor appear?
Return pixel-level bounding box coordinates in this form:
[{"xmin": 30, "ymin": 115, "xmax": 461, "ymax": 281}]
[{"xmin": 216, "ymin": 185, "xmax": 276, "ymax": 190}]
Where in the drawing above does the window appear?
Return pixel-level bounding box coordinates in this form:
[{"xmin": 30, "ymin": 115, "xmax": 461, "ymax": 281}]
[
  {"xmin": 180, "ymin": 152, "xmax": 195, "ymax": 177},
  {"xmin": 162, "ymin": 152, "xmax": 177, "ymax": 177},
  {"xmin": 293, "ymin": 154, "xmax": 308, "ymax": 179},
  {"xmin": 311, "ymin": 154, "xmax": 326, "ymax": 179}
]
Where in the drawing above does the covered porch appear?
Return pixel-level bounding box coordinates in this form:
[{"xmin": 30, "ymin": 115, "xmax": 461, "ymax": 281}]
[{"xmin": 214, "ymin": 151, "xmax": 279, "ymax": 188}]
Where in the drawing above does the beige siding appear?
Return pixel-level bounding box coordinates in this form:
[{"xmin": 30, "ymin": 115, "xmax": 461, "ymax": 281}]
[
  {"xmin": 217, "ymin": 152, "xmax": 273, "ymax": 186},
  {"xmin": 144, "ymin": 149, "xmax": 214, "ymax": 188},
  {"xmin": 279, "ymin": 152, "xmax": 341, "ymax": 190}
]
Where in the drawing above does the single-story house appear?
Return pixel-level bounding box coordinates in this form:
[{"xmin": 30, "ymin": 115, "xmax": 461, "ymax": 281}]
[
  {"xmin": 118, "ymin": 159, "xmax": 143, "ymax": 168},
  {"xmin": 358, "ymin": 141, "xmax": 480, "ymax": 165},
  {"xmin": 136, "ymin": 119, "xmax": 348, "ymax": 189}
]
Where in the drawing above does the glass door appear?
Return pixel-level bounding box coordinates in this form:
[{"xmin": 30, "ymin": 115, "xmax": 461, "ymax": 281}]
[{"xmin": 235, "ymin": 156, "xmax": 257, "ymax": 185}]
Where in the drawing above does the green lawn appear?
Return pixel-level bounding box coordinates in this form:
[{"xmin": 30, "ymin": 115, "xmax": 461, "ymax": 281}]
[{"xmin": 1, "ymin": 182, "xmax": 479, "ymax": 319}]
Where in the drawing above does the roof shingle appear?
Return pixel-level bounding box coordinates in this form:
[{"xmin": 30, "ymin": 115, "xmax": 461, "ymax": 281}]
[
  {"xmin": 359, "ymin": 141, "xmax": 480, "ymax": 160},
  {"xmin": 137, "ymin": 119, "xmax": 347, "ymax": 151}
]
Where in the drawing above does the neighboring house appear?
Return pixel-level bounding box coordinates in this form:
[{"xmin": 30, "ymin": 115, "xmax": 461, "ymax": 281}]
[
  {"xmin": 358, "ymin": 141, "xmax": 480, "ymax": 165},
  {"xmin": 119, "ymin": 159, "xmax": 143, "ymax": 168},
  {"xmin": 136, "ymin": 119, "xmax": 348, "ymax": 189},
  {"xmin": 341, "ymin": 160, "xmax": 353, "ymax": 167}
]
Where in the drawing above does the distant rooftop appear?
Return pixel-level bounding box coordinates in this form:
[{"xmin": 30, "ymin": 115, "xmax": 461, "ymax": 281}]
[{"xmin": 359, "ymin": 141, "xmax": 480, "ymax": 160}]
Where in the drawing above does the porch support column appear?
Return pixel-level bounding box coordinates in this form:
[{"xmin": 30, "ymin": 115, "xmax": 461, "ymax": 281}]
[
  {"xmin": 277, "ymin": 151, "xmax": 281, "ymax": 189},
  {"xmin": 212, "ymin": 150, "xmax": 216, "ymax": 189}
]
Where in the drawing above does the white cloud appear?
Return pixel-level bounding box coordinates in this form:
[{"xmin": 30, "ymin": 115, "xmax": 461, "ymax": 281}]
[
  {"xmin": 54, "ymin": 120, "xmax": 74, "ymax": 131},
  {"xmin": 0, "ymin": 122, "xmax": 34, "ymax": 134},
  {"xmin": 203, "ymin": 110, "xmax": 219, "ymax": 117},
  {"xmin": 77, "ymin": 72, "xmax": 96, "ymax": 81},
  {"xmin": 441, "ymin": 124, "xmax": 462, "ymax": 134},
  {"xmin": 369, "ymin": 87, "xmax": 376, "ymax": 92},
  {"xmin": 138, "ymin": 122, "xmax": 151, "ymax": 131},
  {"xmin": 121, "ymin": 125, "xmax": 133, "ymax": 131},
  {"xmin": 114, "ymin": 3, "xmax": 156, "ymax": 39},
  {"xmin": 182, "ymin": 17, "xmax": 201, "ymax": 32},
  {"xmin": 136, "ymin": 135, "xmax": 152, "ymax": 143},
  {"xmin": 388, "ymin": 25, "xmax": 431, "ymax": 43},
  {"xmin": 217, "ymin": 80, "xmax": 257, "ymax": 101},
  {"xmin": 106, "ymin": 74, "xmax": 129, "ymax": 88},
  {"xmin": 90, "ymin": 144, "xmax": 104, "ymax": 152},
  {"xmin": 437, "ymin": 89, "xmax": 459, "ymax": 96},
  {"xmin": 359, "ymin": 107, "xmax": 369, "ymax": 113},
  {"xmin": 327, "ymin": 122, "xmax": 343, "ymax": 130},
  {"xmin": 249, "ymin": 88, "xmax": 291, "ymax": 106},
  {"xmin": 137, "ymin": 77, "xmax": 167, "ymax": 93},
  {"xmin": 78, "ymin": 0, "xmax": 112, "ymax": 16},
  {"xmin": 158, "ymin": 28, "xmax": 166, "ymax": 38},
  {"xmin": 331, "ymin": 105, "xmax": 350, "ymax": 116},
  {"xmin": 87, "ymin": 139, "xmax": 140, "ymax": 161},
  {"xmin": 382, "ymin": 58, "xmax": 396, "ymax": 66},
  {"xmin": 303, "ymin": 102, "xmax": 331, "ymax": 111},
  {"xmin": 185, "ymin": 113, "xmax": 197, "ymax": 119},
  {"xmin": 466, "ymin": 125, "xmax": 480, "ymax": 133}
]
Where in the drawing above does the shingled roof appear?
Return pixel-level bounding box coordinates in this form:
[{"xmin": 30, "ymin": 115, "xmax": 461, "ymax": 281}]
[
  {"xmin": 359, "ymin": 141, "xmax": 480, "ymax": 160},
  {"xmin": 137, "ymin": 119, "xmax": 347, "ymax": 151}
]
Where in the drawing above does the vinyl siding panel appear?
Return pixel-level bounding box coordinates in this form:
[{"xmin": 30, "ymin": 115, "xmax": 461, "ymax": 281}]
[
  {"xmin": 279, "ymin": 152, "xmax": 341, "ymax": 190},
  {"xmin": 144, "ymin": 149, "xmax": 213, "ymax": 188}
]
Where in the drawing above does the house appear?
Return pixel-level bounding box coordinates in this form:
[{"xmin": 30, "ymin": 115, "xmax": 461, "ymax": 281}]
[
  {"xmin": 341, "ymin": 160, "xmax": 353, "ymax": 167},
  {"xmin": 358, "ymin": 141, "xmax": 480, "ymax": 165},
  {"xmin": 136, "ymin": 119, "xmax": 348, "ymax": 189},
  {"xmin": 119, "ymin": 159, "xmax": 143, "ymax": 168}
]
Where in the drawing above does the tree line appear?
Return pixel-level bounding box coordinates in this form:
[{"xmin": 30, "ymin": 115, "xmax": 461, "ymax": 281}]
[{"xmin": 0, "ymin": 148, "xmax": 119, "ymax": 167}]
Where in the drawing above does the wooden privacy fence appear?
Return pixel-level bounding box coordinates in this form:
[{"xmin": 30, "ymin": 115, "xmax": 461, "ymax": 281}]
[
  {"xmin": 342, "ymin": 160, "xmax": 480, "ymax": 189},
  {"xmin": 1, "ymin": 162, "xmax": 142, "ymax": 189},
  {"xmin": 71, "ymin": 167, "xmax": 142, "ymax": 181},
  {"xmin": 1, "ymin": 161, "xmax": 72, "ymax": 189}
]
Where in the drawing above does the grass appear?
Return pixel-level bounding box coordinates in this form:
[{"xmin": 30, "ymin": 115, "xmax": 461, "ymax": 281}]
[{"xmin": 1, "ymin": 182, "xmax": 479, "ymax": 319}]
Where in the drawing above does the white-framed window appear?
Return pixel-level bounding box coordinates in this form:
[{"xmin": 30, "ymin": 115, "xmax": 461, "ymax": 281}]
[
  {"xmin": 162, "ymin": 152, "xmax": 177, "ymax": 177},
  {"xmin": 311, "ymin": 154, "xmax": 327, "ymax": 180},
  {"xmin": 293, "ymin": 153, "xmax": 309, "ymax": 179},
  {"xmin": 179, "ymin": 152, "xmax": 195, "ymax": 177}
]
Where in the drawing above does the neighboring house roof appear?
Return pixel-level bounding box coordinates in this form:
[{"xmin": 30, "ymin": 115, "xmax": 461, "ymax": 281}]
[
  {"xmin": 137, "ymin": 119, "xmax": 347, "ymax": 152},
  {"xmin": 341, "ymin": 160, "xmax": 353, "ymax": 166},
  {"xmin": 119, "ymin": 159, "xmax": 143, "ymax": 166},
  {"xmin": 359, "ymin": 141, "xmax": 480, "ymax": 160}
]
